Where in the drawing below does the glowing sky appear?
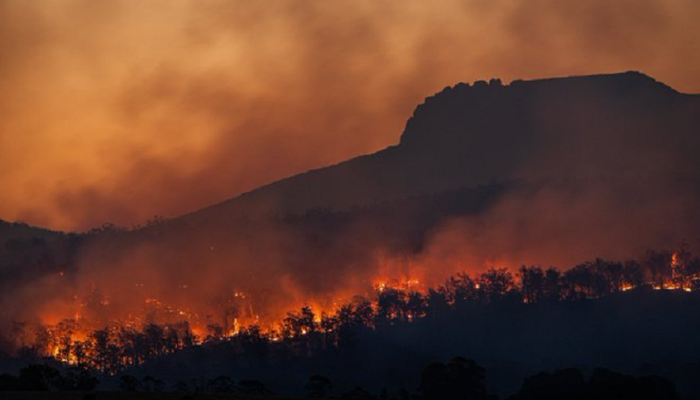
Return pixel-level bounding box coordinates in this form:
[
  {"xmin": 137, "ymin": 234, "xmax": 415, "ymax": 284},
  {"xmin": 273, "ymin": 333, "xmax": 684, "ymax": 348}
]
[{"xmin": 1, "ymin": 0, "xmax": 699, "ymax": 231}]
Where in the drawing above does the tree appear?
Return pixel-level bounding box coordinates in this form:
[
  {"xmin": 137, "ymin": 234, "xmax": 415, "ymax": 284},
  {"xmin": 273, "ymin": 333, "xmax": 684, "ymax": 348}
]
[
  {"xmin": 17, "ymin": 364, "xmax": 62, "ymax": 391},
  {"xmin": 206, "ymin": 375, "xmax": 235, "ymax": 393},
  {"xmin": 564, "ymin": 258, "xmax": 622, "ymax": 297},
  {"xmin": 449, "ymin": 273, "xmax": 477, "ymax": 305},
  {"xmin": 643, "ymin": 250, "xmax": 673, "ymax": 288},
  {"xmin": 543, "ymin": 267, "xmax": 562, "ymax": 302},
  {"xmin": 419, "ymin": 357, "xmax": 488, "ymax": 400},
  {"xmin": 519, "ymin": 266, "xmax": 545, "ymax": 303},
  {"xmin": 587, "ymin": 368, "xmax": 679, "ymax": 400},
  {"xmin": 351, "ymin": 297, "xmax": 375, "ymax": 327},
  {"xmin": 90, "ymin": 328, "xmax": 111, "ymax": 372},
  {"xmin": 478, "ymin": 268, "xmax": 515, "ymax": 302},
  {"xmin": 342, "ymin": 386, "xmax": 376, "ymax": 399},
  {"xmin": 119, "ymin": 375, "xmax": 141, "ymax": 391},
  {"xmin": 406, "ymin": 291, "xmax": 426, "ymax": 321},
  {"xmin": 306, "ymin": 374, "xmax": 332, "ymax": 398},
  {"xmin": 173, "ymin": 380, "xmax": 190, "ymax": 393},
  {"xmin": 142, "ymin": 376, "xmax": 164, "ymax": 392},
  {"xmin": 236, "ymin": 324, "xmax": 269, "ymax": 358},
  {"xmin": 238, "ymin": 379, "xmax": 271, "ymax": 395},
  {"xmin": 563, "ymin": 262, "xmax": 609, "ymax": 299},
  {"xmin": 337, "ymin": 297, "xmax": 374, "ymax": 347},
  {"xmin": 0, "ymin": 373, "xmax": 18, "ymax": 391},
  {"xmin": 320, "ymin": 312, "xmax": 340, "ymax": 348},
  {"xmin": 426, "ymin": 286, "xmax": 451, "ymax": 315},
  {"xmin": 143, "ymin": 324, "xmax": 166, "ymax": 358},
  {"xmin": 282, "ymin": 306, "xmax": 317, "ymax": 338},
  {"xmin": 376, "ymin": 286, "xmax": 407, "ymax": 323},
  {"xmin": 60, "ymin": 367, "xmax": 99, "ymax": 391},
  {"xmin": 594, "ymin": 259, "xmax": 625, "ymax": 293},
  {"xmin": 515, "ymin": 368, "xmax": 586, "ymax": 400},
  {"xmin": 621, "ymin": 260, "xmax": 645, "ymax": 289},
  {"xmin": 672, "ymin": 242, "xmax": 699, "ymax": 289}
]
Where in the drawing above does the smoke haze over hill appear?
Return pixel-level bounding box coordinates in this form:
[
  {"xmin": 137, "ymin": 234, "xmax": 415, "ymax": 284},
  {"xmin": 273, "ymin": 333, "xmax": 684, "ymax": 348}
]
[
  {"xmin": 1, "ymin": 0, "xmax": 700, "ymax": 230},
  {"xmin": 1, "ymin": 73, "xmax": 699, "ymax": 356}
]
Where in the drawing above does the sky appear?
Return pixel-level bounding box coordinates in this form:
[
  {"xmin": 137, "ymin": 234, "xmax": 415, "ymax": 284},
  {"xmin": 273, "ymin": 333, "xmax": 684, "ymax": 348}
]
[{"xmin": 1, "ymin": 0, "xmax": 699, "ymax": 231}]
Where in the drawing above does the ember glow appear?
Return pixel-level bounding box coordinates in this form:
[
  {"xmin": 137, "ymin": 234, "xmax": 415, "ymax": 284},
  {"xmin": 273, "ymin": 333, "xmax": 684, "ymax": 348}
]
[
  {"xmin": 9, "ymin": 246, "xmax": 696, "ymax": 373},
  {"xmin": 0, "ymin": 4, "xmax": 699, "ymax": 398}
]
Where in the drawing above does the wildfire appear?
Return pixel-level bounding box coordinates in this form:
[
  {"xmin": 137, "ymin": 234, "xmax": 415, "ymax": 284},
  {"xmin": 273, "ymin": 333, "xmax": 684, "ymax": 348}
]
[
  {"xmin": 13, "ymin": 247, "xmax": 700, "ymax": 374},
  {"xmin": 374, "ymin": 278, "xmax": 421, "ymax": 293}
]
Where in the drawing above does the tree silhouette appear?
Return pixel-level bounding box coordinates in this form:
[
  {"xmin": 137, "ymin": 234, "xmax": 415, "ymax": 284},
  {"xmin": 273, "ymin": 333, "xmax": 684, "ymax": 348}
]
[
  {"xmin": 519, "ymin": 266, "xmax": 545, "ymax": 303},
  {"xmin": 376, "ymin": 286, "xmax": 407, "ymax": 323},
  {"xmin": 449, "ymin": 273, "xmax": 477, "ymax": 305},
  {"xmin": 426, "ymin": 286, "xmax": 451, "ymax": 315},
  {"xmin": 61, "ymin": 367, "xmax": 98, "ymax": 390},
  {"xmin": 514, "ymin": 368, "xmax": 586, "ymax": 400},
  {"xmin": 587, "ymin": 368, "xmax": 679, "ymax": 400},
  {"xmin": 643, "ymin": 250, "xmax": 673, "ymax": 288},
  {"xmin": 238, "ymin": 379, "xmax": 271, "ymax": 395},
  {"xmin": 119, "ymin": 375, "xmax": 141, "ymax": 391},
  {"xmin": 511, "ymin": 368, "xmax": 680, "ymax": 400},
  {"xmin": 622, "ymin": 260, "xmax": 645, "ymax": 289},
  {"xmin": 542, "ymin": 267, "xmax": 562, "ymax": 302},
  {"xmin": 17, "ymin": 364, "xmax": 62, "ymax": 391},
  {"xmin": 478, "ymin": 268, "xmax": 515, "ymax": 302},
  {"xmin": 306, "ymin": 374, "xmax": 332, "ymax": 398},
  {"xmin": 142, "ymin": 375, "xmax": 165, "ymax": 392},
  {"xmin": 342, "ymin": 386, "xmax": 376, "ymax": 399},
  {"xmin": 406, "ymin": 290, "xmax": 427, "ymax": 321},
  {"xmin": 282, "ymin": 306, "xmax": 317, "ymax": 338},
  {"xmin": 206, "ymin": 375, "xmax": 235, "ymax": 393},
  {"xmin": 419, "ymin": 357, "xmax": 488, "ymax": 400},
  {"xmin": 0, "ymin": 373, "xmax": 18, "ymax": 391}
]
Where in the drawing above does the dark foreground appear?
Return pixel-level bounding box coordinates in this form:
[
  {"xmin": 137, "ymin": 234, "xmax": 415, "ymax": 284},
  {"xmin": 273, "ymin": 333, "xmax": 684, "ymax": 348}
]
[{"xmin": 0, "ymin": 393, "xmax": 302, "ymax": 400}]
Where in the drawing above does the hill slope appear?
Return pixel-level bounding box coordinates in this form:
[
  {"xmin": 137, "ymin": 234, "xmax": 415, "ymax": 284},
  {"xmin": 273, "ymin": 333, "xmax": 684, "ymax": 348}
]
[
  {"xmin": 178, "ymin": 71, "xmax": 700, "ymax": 228},
  {"xmin": 2, "ymin": 71, "xmax": 700, "ymax": 352}
]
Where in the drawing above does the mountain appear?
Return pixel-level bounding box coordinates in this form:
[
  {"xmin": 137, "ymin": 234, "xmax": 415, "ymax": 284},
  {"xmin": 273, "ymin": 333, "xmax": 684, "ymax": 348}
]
[
  {"xmin": 2, "ymin": 71, "xmax": 700, "ymax": 347},
  {"xmin": 177, "ymin": 71, "xmax": 700, "ymax": 228},
  {"xmin": 2, "ymin": 71, "xmax": 700, "ymax": 399},
  {"xmin": 0, "ymin": 219, "xmax": 81, "ymax": 297}
]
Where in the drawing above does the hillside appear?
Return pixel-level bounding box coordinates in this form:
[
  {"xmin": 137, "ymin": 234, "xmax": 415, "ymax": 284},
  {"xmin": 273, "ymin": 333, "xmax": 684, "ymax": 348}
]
[
  {"xmin": 1, "ymin": 71, "xmax": 700, "ymax": 360},
  {"xmin": 177, "ymin": 71, "xmax": 700, "ymax": 228}
]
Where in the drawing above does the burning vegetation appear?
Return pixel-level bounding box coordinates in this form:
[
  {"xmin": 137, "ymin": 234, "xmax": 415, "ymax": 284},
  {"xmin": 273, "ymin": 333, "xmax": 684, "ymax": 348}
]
[{"xmin": 7, "ymin": 244, "xmax": 700, "ymax": 375}]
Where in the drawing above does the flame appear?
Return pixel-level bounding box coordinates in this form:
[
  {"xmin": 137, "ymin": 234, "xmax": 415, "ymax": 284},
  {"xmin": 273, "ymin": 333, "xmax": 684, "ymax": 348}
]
[
  {"xmin": 373, "ymin": 278, "xmax": 422, "ymax": 293},
  {"xmin": 14, "ymin": 253, "xmax": 698, "ymax": 373}
]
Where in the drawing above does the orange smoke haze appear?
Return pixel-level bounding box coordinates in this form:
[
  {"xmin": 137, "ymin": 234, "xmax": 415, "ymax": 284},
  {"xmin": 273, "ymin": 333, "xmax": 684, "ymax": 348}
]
[{"xmin": 1, "ymin": 0, "xmax": 700, "ymax": 231}]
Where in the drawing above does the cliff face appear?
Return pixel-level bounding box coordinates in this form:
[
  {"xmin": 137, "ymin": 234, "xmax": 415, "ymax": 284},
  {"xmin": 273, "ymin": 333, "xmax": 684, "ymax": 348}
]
[
  {"xmin": 400, "ymin": 72, "xmax": 680, "ymax": 151},
  {"xmin": 181, "ymin": 71, "xmax": 699, "ymax": 227}
]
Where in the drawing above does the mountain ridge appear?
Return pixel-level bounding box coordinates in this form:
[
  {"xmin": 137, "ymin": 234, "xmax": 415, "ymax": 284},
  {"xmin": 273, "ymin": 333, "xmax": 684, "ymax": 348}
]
[
  {"xmin": 2, "ymin": 70, "xmax": 700, "ymax": 358},
  {"xmin": 1, "ymin": 71, "xmax": 697, "ymax": 236},
  {"xmin": 174, "ymin": 70, "xmax": 700, "ymax": 229}
]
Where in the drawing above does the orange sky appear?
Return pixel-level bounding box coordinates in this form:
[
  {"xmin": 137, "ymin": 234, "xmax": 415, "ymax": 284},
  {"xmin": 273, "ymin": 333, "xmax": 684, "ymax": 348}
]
[{"xmin": 1, "ymin": 0, "xmax": 699, "ymax": 231}]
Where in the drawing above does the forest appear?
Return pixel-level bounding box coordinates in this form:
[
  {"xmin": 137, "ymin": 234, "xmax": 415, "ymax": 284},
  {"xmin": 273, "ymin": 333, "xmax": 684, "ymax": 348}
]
[{"xmin": 1, "ymin": 244, "xmax": 698, "ymax": 399}]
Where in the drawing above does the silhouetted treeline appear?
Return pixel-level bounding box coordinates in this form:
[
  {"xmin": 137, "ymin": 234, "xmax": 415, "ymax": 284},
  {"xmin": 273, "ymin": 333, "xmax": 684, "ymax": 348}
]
[
  {"xmin": 508, "ymin": 367, "xmax": 679, "ymax": 400},
  {"xmin": 0, "ymin": 363, "xmax": 97, "ymax": 391},
  {"xmin": 14, "ymin": 245, "xmax": 700, "ymax": 376},
  {"xmin": 1, "ymin": 359, "xmax": 681, "ymax": 400}
]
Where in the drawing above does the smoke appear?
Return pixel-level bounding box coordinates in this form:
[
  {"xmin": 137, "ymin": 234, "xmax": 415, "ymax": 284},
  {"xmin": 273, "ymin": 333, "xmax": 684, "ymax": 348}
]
[
  {"xmin": 1, "ymin": 0, "xmax": 699, "ymax": 231},
  {"xmin": 419, "ymin": 178, "xmax": 700, "ymax": 272},
  {"xmin": 1, "ymin": 0, "xmax": 700, "ymax": 355}
]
